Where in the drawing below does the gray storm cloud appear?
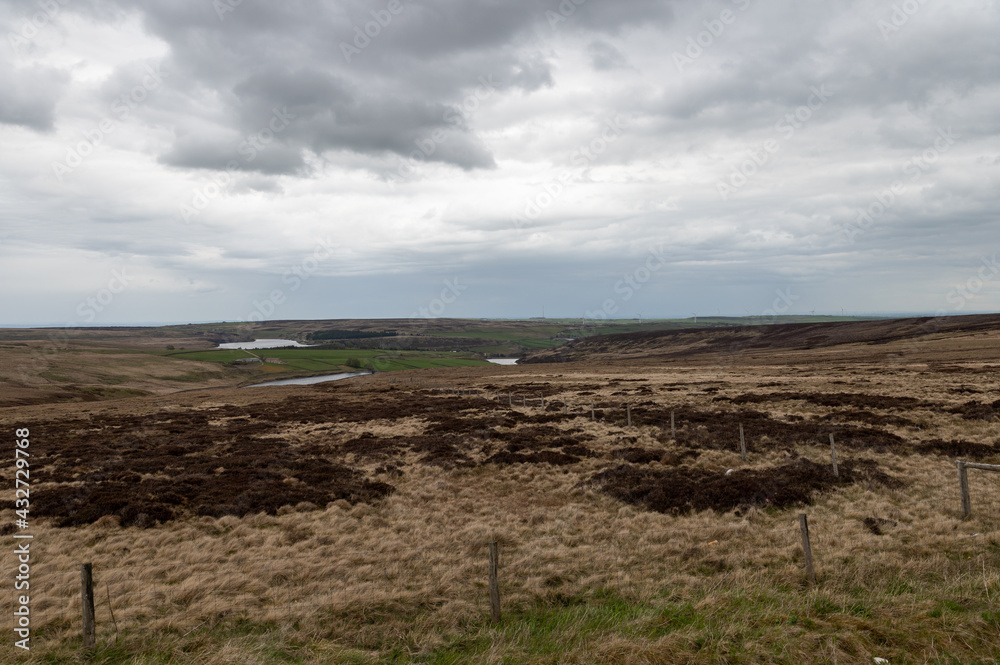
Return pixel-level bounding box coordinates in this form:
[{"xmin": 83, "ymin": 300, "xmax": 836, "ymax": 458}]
[{"xmin": 1, "ymin": 0, "xmax": 999, "ymax": 323}]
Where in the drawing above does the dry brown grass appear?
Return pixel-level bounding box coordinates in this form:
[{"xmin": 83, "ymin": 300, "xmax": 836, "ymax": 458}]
[
  {"xmin": 0, "ymin": 342, "xmax": 241, "ymax": 407},
  {"xmin": 3, "ymin": 358, "xmax": 1000, "ymax": 663}
]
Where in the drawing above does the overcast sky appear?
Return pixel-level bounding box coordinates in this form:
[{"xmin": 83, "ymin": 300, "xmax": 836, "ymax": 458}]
[{"xmin": 1, "ymin": 0, "xmax": 998, "ymax": 325}]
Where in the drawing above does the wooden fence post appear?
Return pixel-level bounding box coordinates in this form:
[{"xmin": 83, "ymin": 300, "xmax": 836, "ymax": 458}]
[
  {"xmin": 739, "ymin": 423, "xmax": 746, "ymax": 461},
  {"xmin": 671, "ymin": 410, "xmax": 676, "ymax": 439},
  {"xmin": 829, "ymin": 433, "xmax": 839, "ymax": 478},
  {"xmin": 81, "ymin": 562, "xmax": 96, "ymax": 654},
  {"xmin": 522, "ymin": 396, "xmax": 526, "ymax": 408},
  {"xmin": 564, "ymin": 402, "xmax": 568, "ymax": 415},
  {"xmin": 508, "ymin": 392, "xmax": 512, "ymax": 407},
  {"xmin": 488, "ymin": 542, "xmax": 501, "ymax": 624},
  {"xmin": 591, "ymin": 402, "xmax": 595, "ymax": 420},
  {"xmin": 541, "ymin": 396, "xmax": 545, "ymax": 409},
  {"xmin": 627, "ymin": 404, "xmax": 632, "ymax": 427},
  {"xmin": 798, "ymin": 514, "xmax": 816, "ymax": 585},
  {"xmin": 959, "ymin": 460, "xmax": 971, "ymax": 518}
]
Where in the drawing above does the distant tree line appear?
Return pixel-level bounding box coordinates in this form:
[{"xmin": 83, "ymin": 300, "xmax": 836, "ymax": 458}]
[{"xmin": 307, "ymin": 329, "xmax": 397, "ymax": 341}]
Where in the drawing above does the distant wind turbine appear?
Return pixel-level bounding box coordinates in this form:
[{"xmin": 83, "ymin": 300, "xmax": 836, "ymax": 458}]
[{"xmin": 691, "ymin": 312, "xmax": 698, "ymax": 324}]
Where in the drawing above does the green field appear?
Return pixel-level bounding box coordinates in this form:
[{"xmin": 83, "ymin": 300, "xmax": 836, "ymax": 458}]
[{"xmin": 154, "ymin": 347, "xmax": 490, "ymax": 376}]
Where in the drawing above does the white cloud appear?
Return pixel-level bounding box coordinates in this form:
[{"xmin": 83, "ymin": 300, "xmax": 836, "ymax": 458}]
[{"xmin": 1, "ymin": 0, "xmax": 999, "ymax": 323}]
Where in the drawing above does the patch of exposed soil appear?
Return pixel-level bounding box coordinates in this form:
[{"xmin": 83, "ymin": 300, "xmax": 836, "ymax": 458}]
[
  {"xmin": 560, "ymin": 444, "xmax": 597, "ymax": 457},
  {"xmin": 819, "ymin": 410, "xmax": 918, "ymax": 428},
  {"xmin": 914, "ymin": 439, "xmax": 999, "ymax": 460},
  {"xmin": 500, "ymin": 426, "xmax": 593, "ymax": 453},
  {"xmin": 634, "ymin": 406, "xmax": 907, "ymax": 454},
  {"xmin": 491, "ymin": 382, "xmax": 555, "ymax": 395},
  {"xmin": 33, "ymin": 456, "xmax": 392, "ymax": 527},
  {"xmin": 485, "ymin": 450, "xmax": 580, "ymax": 466},
  {"xmin": 28, "ymin": 392, "xmax": 479, "ymax": 527},
  {"xmin": 863, "ymin": 516, "xmax": 897, "ymax": 535},
  {"xmin": 947, "ymin": 399, "xmax": 1000, "ymax": 421},
  {"xmin": 720, "ymin": 392, "xmax": 937, "ymax": 410},
  {"xmin": 613, "ymin": 447, "xmax": 667, "ymax": 464},
  {"xmin": 341, "ymin": 432, "xmax": 400, "ymax": 457},
  {"xmin": 588, "ymin": 458, "xmax": 900, "ymax": 514},
  {"xmin": 409, "ymin": 436, "xmax": 475, "ymax": 468}
]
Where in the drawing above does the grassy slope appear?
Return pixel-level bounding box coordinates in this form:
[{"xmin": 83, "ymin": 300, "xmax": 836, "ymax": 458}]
[
  {"xmin": 521, "ymin": 313, "xmax": 1000, "ymax": 366},
  {"xmin": 0, "ymin": 344, "xmax": 243, "ymax": 406}
]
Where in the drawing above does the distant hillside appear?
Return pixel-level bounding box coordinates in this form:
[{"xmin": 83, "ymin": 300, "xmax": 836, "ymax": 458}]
[{"xmin": 519, "ymin": 313, "xmax": 1000, "ymax": 366}]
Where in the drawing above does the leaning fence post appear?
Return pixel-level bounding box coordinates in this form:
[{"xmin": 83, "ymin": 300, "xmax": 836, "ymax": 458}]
[
  {"xmin": 829, "ymin": 433, "xmax": 839, "ymax": 478},
  {"xmin": 958, "ymin": 460, "xmax": 971, "ymax": 518},
  {"xmin": 670, "ymin": 410, "xmax": 676, "ymax": 439},
  {"xmin": 739, "ymin": 423, "xmax": 746, "ymax": 461},
  {"xmin": 81, "ymin": 562, "xmax": 96, "ymax": 654},
  {"xmin": 488, "ymin": 542, "xmax": 501, "ymax": 624},
  {"xmin": 798, "ymin": 515, "xmax": 816, "ymax": 585}
]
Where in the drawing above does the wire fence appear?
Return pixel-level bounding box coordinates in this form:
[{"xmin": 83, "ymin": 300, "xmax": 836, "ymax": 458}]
[
  {"xmin": 10, "ymin": 384, "xmax": 1000, "ymax": 655},
  {"xmin": 14, "ymin": 534, "xmax": 701, "ymax": 656},
  {"xmin": 16, "ymin": 487, "xmax": 1000, "ymax": 652},
  {"xmin": 11, "ymin": 495, "xmax": 1000, "ymax": 658}
]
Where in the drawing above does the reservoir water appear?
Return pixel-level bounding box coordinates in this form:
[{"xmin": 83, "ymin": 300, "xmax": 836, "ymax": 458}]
[
  {"xmin": 244, "ymin": 371, "xmax": 371, "ymax": 388},
  {"xmin": 217, "ymin": 339, "xmax": 313, "ymax": 350},
  {"xmin": 487, "ymin": 358, "xmax": 519, "ymax": 365}
]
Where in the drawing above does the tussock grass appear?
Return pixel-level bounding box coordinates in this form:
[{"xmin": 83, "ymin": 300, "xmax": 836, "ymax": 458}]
[{"xmin": 4, "ymin": 360, "xmax": 1000, "ymax": 663}]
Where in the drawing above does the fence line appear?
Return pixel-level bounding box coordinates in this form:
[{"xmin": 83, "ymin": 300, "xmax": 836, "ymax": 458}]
[
  {"xmin": 17, "ymin": 502, "xmax": 1000, "ymax": 660},
  {"xmin": 17, "ymin": 535, "xmax": 730, "ymax": 649}
]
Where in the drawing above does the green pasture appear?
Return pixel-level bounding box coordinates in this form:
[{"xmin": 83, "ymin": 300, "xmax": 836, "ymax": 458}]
[{"xmin": 153, "ymin": 347, "xmax": 490, "ymax": 374}]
